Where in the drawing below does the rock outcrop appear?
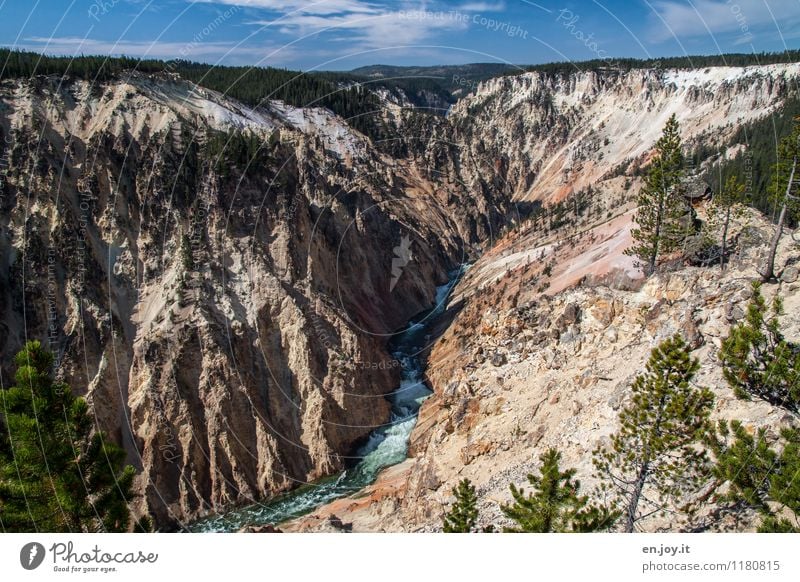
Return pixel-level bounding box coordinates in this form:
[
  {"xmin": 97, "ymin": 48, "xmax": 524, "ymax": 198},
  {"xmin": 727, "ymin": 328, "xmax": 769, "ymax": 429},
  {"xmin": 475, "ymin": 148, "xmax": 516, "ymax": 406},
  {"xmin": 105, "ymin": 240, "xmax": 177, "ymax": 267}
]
[
  {"xmin": 0, "ymin": 73, "xmax": 506, "ymax": 527},
  {"xmin": 447, "ymin": 63, "xmax": 800, "ymax": 204},
  {"xmin": 285, "ymin": 207, "xmax": 799, "ymax": 532}
]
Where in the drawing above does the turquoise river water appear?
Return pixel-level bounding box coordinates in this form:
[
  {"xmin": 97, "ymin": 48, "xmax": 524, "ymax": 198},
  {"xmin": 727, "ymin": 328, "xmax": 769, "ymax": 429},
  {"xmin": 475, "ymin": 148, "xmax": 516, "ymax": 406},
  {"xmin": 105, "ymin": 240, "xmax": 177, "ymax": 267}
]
[{"xmin": 190, "ymin": 270, "xmax": 463, "ymax": 532}]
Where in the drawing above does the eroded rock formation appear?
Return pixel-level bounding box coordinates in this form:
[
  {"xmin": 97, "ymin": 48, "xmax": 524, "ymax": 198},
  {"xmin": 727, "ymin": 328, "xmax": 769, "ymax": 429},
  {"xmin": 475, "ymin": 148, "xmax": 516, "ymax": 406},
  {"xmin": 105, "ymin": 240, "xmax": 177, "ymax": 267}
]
[{"xmin": 2, "ymin": 61, "xmax": 798, "ymax": 529}]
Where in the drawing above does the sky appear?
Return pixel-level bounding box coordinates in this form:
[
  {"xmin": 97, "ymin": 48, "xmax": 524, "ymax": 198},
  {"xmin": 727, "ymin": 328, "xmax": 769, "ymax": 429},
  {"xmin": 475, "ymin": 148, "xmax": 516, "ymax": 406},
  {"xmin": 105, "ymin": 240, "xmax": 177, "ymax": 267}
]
[{"xmin": 0, "ymin": 0, "xmax": 798, "ymax": 71}]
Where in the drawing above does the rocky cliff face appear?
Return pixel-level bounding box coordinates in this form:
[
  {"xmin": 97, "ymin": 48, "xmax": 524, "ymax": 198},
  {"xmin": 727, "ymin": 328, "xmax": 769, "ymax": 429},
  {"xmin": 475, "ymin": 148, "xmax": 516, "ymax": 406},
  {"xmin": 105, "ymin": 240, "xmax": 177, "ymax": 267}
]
[
  {"xmin": 2, "ymin": 61, "xmax": 798, "ymax": 530},
  {"xmin": 285, "ymin": 208, "xmax": 800, "ymax": 533},
  {"xmin": 446, "ymin": 63, "xmax": 800, "ymax": 204},
  {"xmin": 281, "ymin": 63, "xmax": 800, "ymax": 532},
  {"xmin": 0, "ymin": 72, "xmax": 507, "ymax": 527}
]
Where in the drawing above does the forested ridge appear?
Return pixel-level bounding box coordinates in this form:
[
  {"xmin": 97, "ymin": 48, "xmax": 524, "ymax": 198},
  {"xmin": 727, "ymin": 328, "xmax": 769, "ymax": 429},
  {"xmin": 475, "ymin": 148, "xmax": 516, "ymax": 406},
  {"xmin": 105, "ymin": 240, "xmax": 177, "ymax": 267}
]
[
  {"xmin": 3, "ymin": 47, "xmax": 798, "ymax": 102},
  {"xmin": 0, "ymin": 49, "xmax": 392, "ymax": 140},
  {"xmin": 523, "ymin": 50, "xmax": 800, "ymax": 76}
]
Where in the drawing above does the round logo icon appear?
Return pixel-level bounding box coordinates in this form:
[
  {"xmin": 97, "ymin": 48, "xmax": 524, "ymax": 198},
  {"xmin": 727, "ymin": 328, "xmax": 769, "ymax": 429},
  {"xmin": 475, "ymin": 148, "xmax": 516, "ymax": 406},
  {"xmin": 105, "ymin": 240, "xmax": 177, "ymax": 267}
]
[{"xmin": 20, "ymin": 542, "xmax": 46, "ymax": 570}]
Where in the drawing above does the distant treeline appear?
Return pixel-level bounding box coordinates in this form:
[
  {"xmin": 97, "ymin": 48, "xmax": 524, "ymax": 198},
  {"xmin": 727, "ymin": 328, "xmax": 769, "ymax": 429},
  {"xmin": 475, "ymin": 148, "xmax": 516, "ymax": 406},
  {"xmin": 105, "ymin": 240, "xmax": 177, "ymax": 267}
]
[
  {"xmin": 0, "ymin": 49, "xmax": 453, "ymax": 121},
  {"xmin": 523, "ymin": 50, "xmax": 800, "ymax": 76},
  {"xmin": 4, "ymin": 47, "xmax": 798, "ymax": 94},
  {"xmin": 0, "ymin": 48, "xmax": 166, "ymax": 80}
]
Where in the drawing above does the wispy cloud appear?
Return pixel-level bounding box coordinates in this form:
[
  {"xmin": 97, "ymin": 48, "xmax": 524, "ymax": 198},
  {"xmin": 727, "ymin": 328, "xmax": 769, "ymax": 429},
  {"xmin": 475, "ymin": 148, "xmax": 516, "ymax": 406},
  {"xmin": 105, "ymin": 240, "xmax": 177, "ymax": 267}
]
[
  {"xmin": 457, "ymin": 2, "xmax": 506, "ymax": 11},
  {"xmin": 650, "ymin": 0, "xmax": 800, "ymax": 42},
  {"xmin": 195, "ymin": 0, "xmax": 383, "ymax": 16},
  {"xmin": 196, "ymin": 1, "xmax": 473, "ymax": 50}
]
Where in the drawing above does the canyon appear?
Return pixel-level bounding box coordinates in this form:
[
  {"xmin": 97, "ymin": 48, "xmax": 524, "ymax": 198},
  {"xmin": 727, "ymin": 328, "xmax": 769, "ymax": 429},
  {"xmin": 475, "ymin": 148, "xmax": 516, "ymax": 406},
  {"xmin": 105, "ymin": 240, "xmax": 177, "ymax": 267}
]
[{"xmin": 0, "ymin": 61, "xmax": 798, "ymax": 530}]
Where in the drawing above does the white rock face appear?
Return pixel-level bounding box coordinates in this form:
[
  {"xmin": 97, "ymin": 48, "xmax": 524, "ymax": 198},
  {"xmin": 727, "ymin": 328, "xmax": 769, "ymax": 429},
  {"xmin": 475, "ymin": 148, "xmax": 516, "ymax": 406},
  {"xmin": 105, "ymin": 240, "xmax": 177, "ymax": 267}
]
[{"xmin": 449, "ymin": 63, "xmax": 800, "ymax": 203}]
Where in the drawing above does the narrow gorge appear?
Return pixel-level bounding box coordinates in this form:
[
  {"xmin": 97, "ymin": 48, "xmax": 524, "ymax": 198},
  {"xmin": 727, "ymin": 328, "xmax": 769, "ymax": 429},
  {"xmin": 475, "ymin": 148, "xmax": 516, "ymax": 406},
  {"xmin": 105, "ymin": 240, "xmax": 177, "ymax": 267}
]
[
  {"xmin": 193, "ymin": 270, "xmax": 464, "ymax": 531},
  {"xmin": 1, "ymin": 60, "xmax": 798, "ymax": 531}
]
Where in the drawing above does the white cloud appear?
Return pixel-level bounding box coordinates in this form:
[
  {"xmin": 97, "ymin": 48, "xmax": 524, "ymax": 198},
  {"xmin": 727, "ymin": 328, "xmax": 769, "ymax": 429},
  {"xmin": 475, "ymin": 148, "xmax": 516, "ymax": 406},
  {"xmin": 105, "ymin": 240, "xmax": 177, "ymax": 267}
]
[
  {"xmin": 248, "ymin": 8, "xmax": 470, "ymax": 49},
  {"xmin": 457, "ymin": 2, "xmax": 506, "ymax": 11},
  {"xmin": 650, "ymin": 0, "xmax": 800, "ymax": 42},
  {"xmin": 195, "ymin": 1, "xmax": 473, "ymax": 49},
  {"xmin": 195, "ymin": 0, "xmax": 382, "ymax": 16}
]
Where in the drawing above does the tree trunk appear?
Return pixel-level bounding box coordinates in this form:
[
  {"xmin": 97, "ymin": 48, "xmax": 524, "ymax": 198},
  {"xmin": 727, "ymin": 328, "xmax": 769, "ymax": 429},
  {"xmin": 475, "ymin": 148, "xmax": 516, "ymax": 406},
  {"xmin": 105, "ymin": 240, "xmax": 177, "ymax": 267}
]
[
  {"xmin": 648, "ymin": 246, "xmax": 658, "ymax": 277},
  {"xmin": 649, "ymin": 195, "xmax": 665, "ymax": 276},
  {"xmin": 625, "ymin": 392, "xmax": 666, "ymax": 532},
  {"xmin": 761, "ymin": 156, "xmax": 795, "ymax": 281},
  {"xmin": 624, "ymin": 461, "xmax": 650, "ymax": 533}
]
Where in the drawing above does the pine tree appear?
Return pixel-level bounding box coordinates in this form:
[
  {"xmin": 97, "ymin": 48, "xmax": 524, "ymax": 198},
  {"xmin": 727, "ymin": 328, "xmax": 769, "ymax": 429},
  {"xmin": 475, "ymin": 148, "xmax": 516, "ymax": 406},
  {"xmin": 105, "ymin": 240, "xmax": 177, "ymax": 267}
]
[
  {"xmin": 709, "ymin": 175, "xmax": 747, "ymax": 270},
  {"xmin": 0, "ymin": 341, "xmax": 139, "ymax": 532},
  {"xmin": 501, "ymin": 448, "xmax": 617, "ymax": 532},
  {"xmin": 626, "ymin": 114, "xmax": 688, "ymax": 275},
  {"xmin": 763, "ymin": 427, "xmax": 800, "ymax": 532},
  {"xmin": 709, "ymin": 421, "xmax": 775, "ymax": 514},
  {"xmin": 442, "ymin": 478, "xmax": 479, "ymax": 532},
  {"xmin": 760, "ymin": 116, "xmax": 799, "ymax": 281},
  {"xmin": 719, "ymin": 282, "xmax": 800, "ymax": 414},
  {"xmin": 710, "ymin": 421, "xmax": 800, "ymax": 532},
  {"xmin": 594, "ymin": 335, "xmax": 715, "ymax": 532}
]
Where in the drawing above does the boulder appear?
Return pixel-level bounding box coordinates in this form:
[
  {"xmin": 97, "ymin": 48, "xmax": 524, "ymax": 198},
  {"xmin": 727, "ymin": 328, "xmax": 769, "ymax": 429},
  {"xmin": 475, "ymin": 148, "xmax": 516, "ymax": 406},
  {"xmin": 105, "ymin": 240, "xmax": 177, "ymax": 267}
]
[
  {"xmin": 782, "ymin": 265, "xmax": 799, "ymax": 283},
  {"xmin": 490, "ymin": 352, "xmax": 507, "ymax": 367},
  {"xmin": 556, "ymin": 303, "xmax": 581, "ymax": 329}
]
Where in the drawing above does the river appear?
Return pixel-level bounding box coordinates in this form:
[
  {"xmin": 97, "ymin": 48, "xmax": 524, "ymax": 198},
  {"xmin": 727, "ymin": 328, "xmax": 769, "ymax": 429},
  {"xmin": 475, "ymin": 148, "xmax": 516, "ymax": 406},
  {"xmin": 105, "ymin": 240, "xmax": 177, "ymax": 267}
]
[{"xmin": 190, "ymin": 268, "xmax": 463, "ymax": 532}]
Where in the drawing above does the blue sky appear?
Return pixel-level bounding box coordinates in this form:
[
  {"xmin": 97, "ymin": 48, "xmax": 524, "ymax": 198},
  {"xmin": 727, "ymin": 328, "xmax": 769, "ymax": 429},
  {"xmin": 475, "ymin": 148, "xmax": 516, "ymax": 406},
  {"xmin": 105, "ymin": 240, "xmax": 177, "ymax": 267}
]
[{"xmin": 1, "ymin": 1, "xmax": 799, "ymax": 70}]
